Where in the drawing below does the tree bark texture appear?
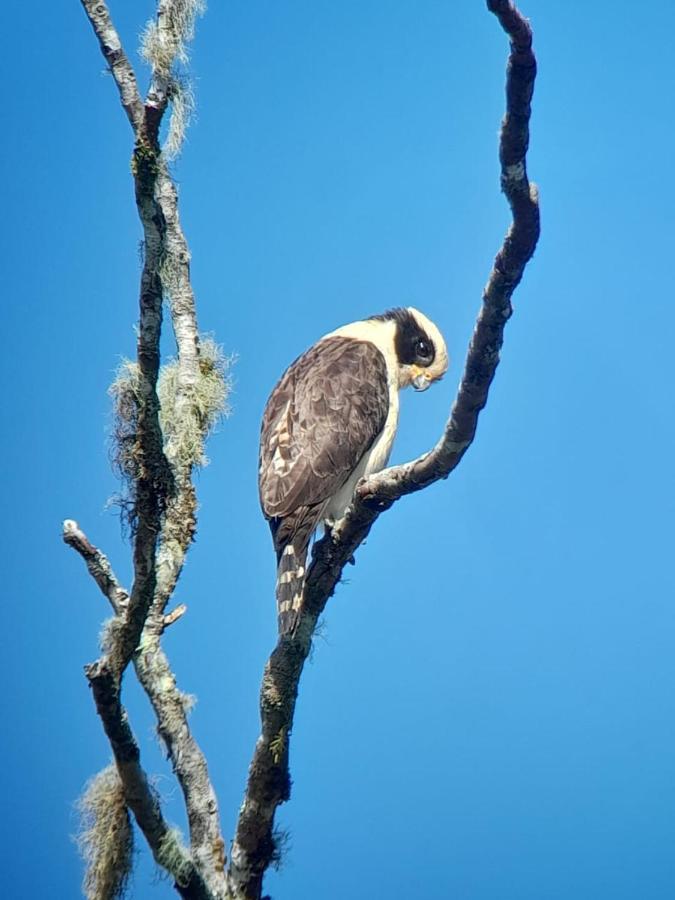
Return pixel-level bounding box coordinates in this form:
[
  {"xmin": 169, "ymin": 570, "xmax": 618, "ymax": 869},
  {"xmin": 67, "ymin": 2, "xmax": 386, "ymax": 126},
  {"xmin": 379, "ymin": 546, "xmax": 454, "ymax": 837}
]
[{"xmin": 74, "ymin": 2, "xmax": 227, "ymax": 898}]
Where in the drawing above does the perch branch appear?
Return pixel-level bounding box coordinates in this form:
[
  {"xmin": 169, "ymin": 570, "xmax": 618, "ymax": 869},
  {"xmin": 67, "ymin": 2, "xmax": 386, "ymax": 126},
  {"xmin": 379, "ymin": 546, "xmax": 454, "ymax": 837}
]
[{"xmin": 230, "ymin": 2, "xmax": 540, "ymax": 896}]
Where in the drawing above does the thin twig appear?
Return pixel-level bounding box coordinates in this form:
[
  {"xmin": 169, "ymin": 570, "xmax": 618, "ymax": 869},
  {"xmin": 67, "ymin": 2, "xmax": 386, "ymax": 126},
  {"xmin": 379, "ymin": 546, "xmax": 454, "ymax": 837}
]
[
  {"xmin": 63, "ymin": 519, "xmax": 128, "ymax": 614},
  {"xmin": 230, "ymin": 3, "xmax": 540, "ymax": 896},
  {"xmin": 164, "ymin": 603, "xmax": 188, "ymax": 628}
]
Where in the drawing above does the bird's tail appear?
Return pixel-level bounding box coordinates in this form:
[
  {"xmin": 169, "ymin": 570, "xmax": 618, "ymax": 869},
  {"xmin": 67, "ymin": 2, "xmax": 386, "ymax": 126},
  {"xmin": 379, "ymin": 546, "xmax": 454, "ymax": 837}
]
[{"xmin": 276, "ymin": 542, "xmax": 309, "ymax": 635}]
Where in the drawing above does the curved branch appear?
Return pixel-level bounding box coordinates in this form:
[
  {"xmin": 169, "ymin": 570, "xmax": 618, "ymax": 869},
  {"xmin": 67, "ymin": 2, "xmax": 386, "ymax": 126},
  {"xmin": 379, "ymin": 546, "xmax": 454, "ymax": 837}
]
[
  {"xmin": 353, "ymin": 0, "xmax": 539, "ymax": 506},
  {"xmin": 231, "ymin": 3, "xmax": 539, "ymax": 896}
]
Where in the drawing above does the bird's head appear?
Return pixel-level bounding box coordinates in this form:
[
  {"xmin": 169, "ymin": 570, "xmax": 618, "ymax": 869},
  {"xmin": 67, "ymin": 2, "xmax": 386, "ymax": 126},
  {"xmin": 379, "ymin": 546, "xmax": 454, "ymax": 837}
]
[{"xmin": 370, "ymin": 307, "xmax": 448, "ymax": 391}]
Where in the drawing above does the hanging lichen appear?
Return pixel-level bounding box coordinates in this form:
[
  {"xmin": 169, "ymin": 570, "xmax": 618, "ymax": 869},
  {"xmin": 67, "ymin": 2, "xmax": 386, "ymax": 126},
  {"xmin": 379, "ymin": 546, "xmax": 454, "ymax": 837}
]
[{"xmin": 76, "ymin": 765, "xmax": 134, "ymax": 900}]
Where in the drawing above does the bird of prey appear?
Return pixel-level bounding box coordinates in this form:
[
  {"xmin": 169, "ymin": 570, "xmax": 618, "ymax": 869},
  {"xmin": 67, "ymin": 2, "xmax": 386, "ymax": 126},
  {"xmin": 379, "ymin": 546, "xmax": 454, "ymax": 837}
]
[{"xmin": 259, "ymin": 307, "xmax": 448, "ymax": 635}]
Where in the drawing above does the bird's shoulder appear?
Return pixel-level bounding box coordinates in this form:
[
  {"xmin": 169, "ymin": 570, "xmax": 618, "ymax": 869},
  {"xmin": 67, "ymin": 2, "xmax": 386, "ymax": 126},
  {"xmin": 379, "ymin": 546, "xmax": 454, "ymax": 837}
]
[{"xmin": 259, "ymin": 335, "xmax": 390, "ymax": 518}]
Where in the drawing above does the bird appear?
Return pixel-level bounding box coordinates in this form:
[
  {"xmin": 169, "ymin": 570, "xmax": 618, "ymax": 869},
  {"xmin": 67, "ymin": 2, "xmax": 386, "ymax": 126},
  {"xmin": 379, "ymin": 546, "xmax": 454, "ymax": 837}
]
[{"xmin": 259, "ymin": 307, "xmax": 448, "ymax": 635}]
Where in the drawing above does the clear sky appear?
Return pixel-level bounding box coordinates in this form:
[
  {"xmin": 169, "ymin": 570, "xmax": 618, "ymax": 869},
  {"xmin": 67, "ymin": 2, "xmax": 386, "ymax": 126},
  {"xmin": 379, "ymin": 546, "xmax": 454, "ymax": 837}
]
[{"xmin": 2, "ymin": 1, "xmax": 675, "ymax": 898}]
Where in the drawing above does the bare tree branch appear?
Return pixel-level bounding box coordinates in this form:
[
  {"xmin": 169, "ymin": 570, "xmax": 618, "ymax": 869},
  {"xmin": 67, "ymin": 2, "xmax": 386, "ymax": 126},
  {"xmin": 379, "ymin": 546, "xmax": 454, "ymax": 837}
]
[
  {"xmin": 164, "ymin": 603, "xmax": 188, "ymax": 628},
  {"xmin": 65, "ymin": 518, "xmax": 226, "ymax": 899},
  {"xmin": 85, "ymin": 660, "xmax": 211, "ymax": 900},
  {"xmin": 143, "ymin": 0, "xmax": 205, "ymax": 145},
  {"xmin": 76, "ymin": 3, "xmax": 228, "ymax": 897},
  {"xmin": 134, "ymin": 616, "xmax": 227, "ymax": 894},
  {"xmin": 230, "ymin": 3, "xmax": 540, "ymax": 896},
  {"xmin": 64, "ymin": 521, "xmax": 213, "ymax": 898},
  {"xmin": 82, "ymin": 0, "xmax": 172, "ymax": 678},
  {"xmin": 63, "ymin": 519, "xmax": 128, "ymax": 614},
  {"xmin": 79, "ymin": 0, "xmax": 145, "ymax": 133}
]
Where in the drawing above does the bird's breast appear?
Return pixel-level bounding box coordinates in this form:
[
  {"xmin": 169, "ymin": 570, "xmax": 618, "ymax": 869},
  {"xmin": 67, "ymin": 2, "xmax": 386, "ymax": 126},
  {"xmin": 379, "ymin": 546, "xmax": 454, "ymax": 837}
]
[{"xmin": 323, "ymin": 379, "xmax": 399, "ymax": 525}]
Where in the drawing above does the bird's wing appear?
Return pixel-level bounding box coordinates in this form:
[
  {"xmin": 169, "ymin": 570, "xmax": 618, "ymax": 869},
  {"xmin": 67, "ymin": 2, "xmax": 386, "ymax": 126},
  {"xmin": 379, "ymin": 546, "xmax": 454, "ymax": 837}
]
[{"xmin": 259, "ymin": 336, "xmax": 390, "ymax": 520}]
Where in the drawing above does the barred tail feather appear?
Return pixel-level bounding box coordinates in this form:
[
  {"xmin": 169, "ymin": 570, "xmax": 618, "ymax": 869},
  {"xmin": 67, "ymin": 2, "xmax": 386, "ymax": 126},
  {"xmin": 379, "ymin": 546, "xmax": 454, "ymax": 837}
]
[{"xmin": 276, "ymin": 542, "xmax": 309, "ymax": 635}]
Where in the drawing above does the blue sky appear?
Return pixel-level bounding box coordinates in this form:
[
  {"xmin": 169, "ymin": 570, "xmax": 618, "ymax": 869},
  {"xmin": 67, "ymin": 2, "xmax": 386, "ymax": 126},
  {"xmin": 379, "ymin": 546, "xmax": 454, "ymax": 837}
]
[{"xmin": 2, "ymin": 1, "xmax": 675, "ymax": 897}]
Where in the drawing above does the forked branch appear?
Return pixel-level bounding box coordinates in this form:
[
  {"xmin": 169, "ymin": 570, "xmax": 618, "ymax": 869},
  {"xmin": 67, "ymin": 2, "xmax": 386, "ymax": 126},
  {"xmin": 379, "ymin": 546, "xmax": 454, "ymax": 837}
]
[
  {"xmin": 64, "ymin": 522, "xmax": 210, "ymax": 900},
  {"xmin": 74, "ymin": 2, "xmax": 227, "ymax": 898}
]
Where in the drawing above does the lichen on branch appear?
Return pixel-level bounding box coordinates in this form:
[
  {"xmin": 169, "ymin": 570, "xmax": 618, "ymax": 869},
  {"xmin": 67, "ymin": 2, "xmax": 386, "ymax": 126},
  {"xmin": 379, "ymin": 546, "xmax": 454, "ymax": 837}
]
[
  {"xmin": 142, "ymin": 0, "xmax": 206, "ymax": 156},
  {"xmin": 75, "ymin": 2, "xmax": 229, "ymax": 898},
  {"xmin": 157, "ymin": 337, "xmax": 232, "ymax": 469},
  {"xmin": 76, "ymin": 765, "xmax": 134, "ymax": 900},
  {"xmin": 108, "ymin": 338, "xmax": 230, "ymax": 530}
]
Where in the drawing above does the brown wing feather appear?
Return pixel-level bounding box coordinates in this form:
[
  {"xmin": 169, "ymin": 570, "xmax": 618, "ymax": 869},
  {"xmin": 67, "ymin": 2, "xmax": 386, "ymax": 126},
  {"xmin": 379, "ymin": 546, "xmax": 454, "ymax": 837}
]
[{"xmin": 259, "ymin": 336, "xmax": 389, "ymax": 521}]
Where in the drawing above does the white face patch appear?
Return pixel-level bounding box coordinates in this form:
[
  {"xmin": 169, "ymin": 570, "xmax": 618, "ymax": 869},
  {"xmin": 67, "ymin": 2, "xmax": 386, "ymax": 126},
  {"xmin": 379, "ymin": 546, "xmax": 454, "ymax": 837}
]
[
  {"xmin": 326, "ymin": 309, "xmax": 448, "ymax": 389},
  {"xmin": 323, "ymin": 318, "xmax": 400, "ymax": 381}
]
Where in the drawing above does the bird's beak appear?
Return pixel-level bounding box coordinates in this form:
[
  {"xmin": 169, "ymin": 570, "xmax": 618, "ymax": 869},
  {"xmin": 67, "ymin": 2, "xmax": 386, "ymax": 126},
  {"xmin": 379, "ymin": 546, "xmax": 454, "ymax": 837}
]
[{"xmin": 411, "ymin": 366, "xmax": 433, "ymax": 391}]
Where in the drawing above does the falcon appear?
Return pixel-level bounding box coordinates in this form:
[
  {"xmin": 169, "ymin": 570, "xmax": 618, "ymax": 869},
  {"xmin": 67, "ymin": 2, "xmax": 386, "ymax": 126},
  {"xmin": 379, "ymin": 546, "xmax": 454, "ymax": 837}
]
[{"xmin": 259, "ymin": 307, "xmax": 448, "ymax": 634}]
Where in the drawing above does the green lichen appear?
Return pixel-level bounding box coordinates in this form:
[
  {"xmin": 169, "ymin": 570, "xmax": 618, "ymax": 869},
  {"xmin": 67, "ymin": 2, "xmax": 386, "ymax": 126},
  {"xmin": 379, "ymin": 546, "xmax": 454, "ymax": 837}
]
[
  {"xmin": 269, "ymin": 727, "xmax": 287, "ymax": 765},
  {"xmin": 156, "ymin": 827, "xmax": 193, "ymax": 887},
  {"xmin": 157, "ymin": 337, "xmax": 233, "ymax": 469}
]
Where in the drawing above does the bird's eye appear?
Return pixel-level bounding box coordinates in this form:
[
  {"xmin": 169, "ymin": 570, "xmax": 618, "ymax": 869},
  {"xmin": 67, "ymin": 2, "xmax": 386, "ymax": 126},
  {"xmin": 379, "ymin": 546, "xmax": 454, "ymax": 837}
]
[{"xmin": 415, "ymin": 338, "xmax": 433, "ymax": 363}]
